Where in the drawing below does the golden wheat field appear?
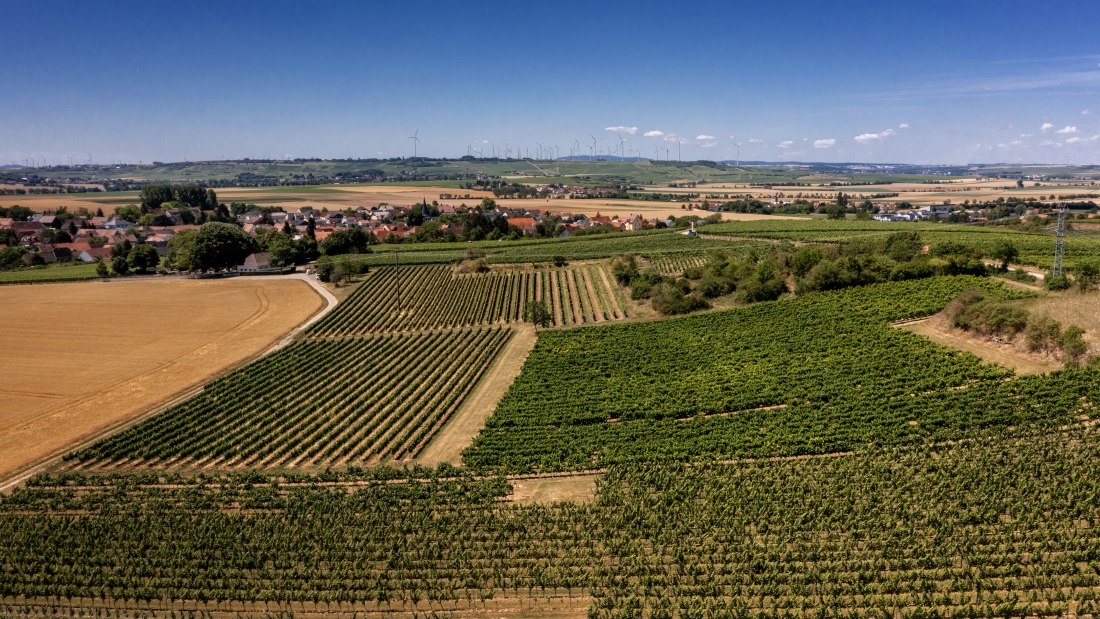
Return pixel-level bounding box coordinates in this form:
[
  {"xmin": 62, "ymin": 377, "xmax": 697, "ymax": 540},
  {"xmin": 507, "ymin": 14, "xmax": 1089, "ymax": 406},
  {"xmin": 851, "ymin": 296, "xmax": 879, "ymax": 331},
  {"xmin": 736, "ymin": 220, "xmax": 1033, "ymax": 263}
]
[{"xmin": 0, "ymin": 278, "xmax": 323, "ymax": 483}]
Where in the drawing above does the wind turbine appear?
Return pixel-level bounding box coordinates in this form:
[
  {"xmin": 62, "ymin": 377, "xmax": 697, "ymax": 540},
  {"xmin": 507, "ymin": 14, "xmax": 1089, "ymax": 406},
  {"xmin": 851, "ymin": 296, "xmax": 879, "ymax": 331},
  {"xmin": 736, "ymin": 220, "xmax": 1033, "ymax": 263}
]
[
  {"xmin": 536, "ymin": 142, "xmax": 544, "ymax": 160},
  {"xmin": 590, "ymin": 135, "xmax": 598, "ymax": 159},
  {"xmin": 408, "ymin": 129, "xmax": 420, "ymax": 158},
  {"xmin": 732, "ymin": 142, "xmax": 742, "ymax": 167},
  {"xmin": 618, "ymin": 135, "xmax": 626, "ymax": 161},
  {"xmin": 574, "ymin": 139, "xmax": 581, "ymax": 159}
]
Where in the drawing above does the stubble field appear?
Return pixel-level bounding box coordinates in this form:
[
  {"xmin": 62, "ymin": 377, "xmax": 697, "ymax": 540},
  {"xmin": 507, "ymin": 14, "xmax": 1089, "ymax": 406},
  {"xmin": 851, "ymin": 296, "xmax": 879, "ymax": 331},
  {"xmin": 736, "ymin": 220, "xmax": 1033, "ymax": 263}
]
[{"xmin": 0, "ymin": 278, "xmax": 323, "ymax": 485}]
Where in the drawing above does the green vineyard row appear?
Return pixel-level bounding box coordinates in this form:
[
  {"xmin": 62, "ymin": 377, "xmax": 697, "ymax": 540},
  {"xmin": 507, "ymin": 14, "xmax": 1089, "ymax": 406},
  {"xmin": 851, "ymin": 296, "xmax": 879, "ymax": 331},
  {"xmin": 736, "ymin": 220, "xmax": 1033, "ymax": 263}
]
[{"xmin": 67, "ymin": 327, "xmax": 512, "ymax": 470}]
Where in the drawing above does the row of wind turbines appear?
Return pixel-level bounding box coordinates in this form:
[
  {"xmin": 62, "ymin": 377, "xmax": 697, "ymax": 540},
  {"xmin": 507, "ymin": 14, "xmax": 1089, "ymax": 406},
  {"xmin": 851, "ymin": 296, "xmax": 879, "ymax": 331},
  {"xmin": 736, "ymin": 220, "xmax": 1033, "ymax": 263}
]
[{"xmin": 407, "ymin": 130, "xmax": 740, "ymax": 163}]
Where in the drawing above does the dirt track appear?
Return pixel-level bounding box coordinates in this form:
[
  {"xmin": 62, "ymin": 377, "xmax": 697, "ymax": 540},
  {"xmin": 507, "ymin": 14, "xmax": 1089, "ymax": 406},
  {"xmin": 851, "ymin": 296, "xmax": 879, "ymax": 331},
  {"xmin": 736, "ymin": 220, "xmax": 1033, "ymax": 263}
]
[{"xmin": 415, "ymin": 325, "xmax": 538, "ymax": 467}]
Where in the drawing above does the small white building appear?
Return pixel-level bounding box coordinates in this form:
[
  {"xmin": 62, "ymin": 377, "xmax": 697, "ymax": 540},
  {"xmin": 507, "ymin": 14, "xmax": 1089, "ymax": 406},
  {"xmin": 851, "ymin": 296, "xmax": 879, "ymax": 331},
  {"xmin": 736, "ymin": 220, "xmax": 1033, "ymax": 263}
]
[{"xmin": 237, "ymin": 252, "xmax": 282, "ymax": 274}]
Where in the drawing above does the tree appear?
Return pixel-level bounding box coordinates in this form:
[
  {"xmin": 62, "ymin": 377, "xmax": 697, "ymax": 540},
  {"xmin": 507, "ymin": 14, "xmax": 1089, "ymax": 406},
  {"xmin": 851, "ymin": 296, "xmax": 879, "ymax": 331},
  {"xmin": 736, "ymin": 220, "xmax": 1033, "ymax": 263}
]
[
  {"xmin": 306, "ymin": 217, "xmax": 316, "ymax": 240},
  {"xmin": 1062, "ymin": 325, "xmax": 1089, "ymax": 367},
  {"xmin": 115, "ymin": 204, "xmax": 142, "ymax": 222},
  {"xmin": 127, "ymin": 244, "xmax": 160, "ymax": 273},
  {"xmin": 139, "ymin": 185, "xmax": 174, "ymax": 210},
  {"xmin": 111, "ymin": 255, "xmax": 129, "ymax": 276},
  {"xmin": 166, "ymin": 223, "xmax": 258, "ymax": 271},
  {"xmin": 95, "ymin": 259, "xmax": 109, "ymax": 278},
  {"xmin": 824, "ymin": 203, "xmax": 847, "ymax": 220},
  {"xmin": 988, "ymin": 240, "xmax": 1019, "ymax": 271},
  {"xmin": 523, "ymin": 300, "xmax": 553, "ymax": 327},
  {"xmin": 266, "ymin": 232, "xmax": 300, "ymax": 266},
  {"xmin": 1076, "ymin": 259, "xmax": 1100, "ymax": 292},
  {"xmin": 319, "ymin": 227, "xmax": 374, "ymax": 256}
]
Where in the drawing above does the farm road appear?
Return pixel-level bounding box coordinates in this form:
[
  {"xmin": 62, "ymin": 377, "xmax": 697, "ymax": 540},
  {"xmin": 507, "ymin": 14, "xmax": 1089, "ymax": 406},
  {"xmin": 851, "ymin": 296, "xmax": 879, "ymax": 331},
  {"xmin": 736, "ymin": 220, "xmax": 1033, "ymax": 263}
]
[{"xmin": 415, "ymin": 324, "xmax": 538, "ymax": 467}]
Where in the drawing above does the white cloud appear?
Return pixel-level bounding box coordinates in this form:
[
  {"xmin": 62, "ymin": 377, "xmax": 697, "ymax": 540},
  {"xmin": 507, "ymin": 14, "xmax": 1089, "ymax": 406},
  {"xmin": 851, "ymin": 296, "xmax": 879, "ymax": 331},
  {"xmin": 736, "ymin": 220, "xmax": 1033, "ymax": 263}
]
[
  {"xmin": 643, "ymin": 130, "xmax": 664, "ymax": 137},
  {"xmin": 700, "ymin": 142, "xmax": 718, "ymax": 149},
  {"xmin": 1041, "ymin": 122, "xmax": 1055, "ymax": 133},
  {"xmin": 695, "ymin": 134, "xmax": 716, "ymax": 141},
  {"xmin": 853, "ymin": 128, "xmax": 897, "ymax": 144},
  {"xmin": 1066, "ymin": 134, "xmax": 1100, "ymax": 144},
  {"xmin": 1019, "ymin": 133, "xmax": 1034, "ymax": 138},
  {"xmin": 777, "ymin": 140, "xmax": 794, "ymax": 149},
  {"xmin": 1084, "ymin": 109, "xmax": 1092, "ymax": 115},
  {"xmin": 898, "ymin": 122, "xmax": 910, "ymax": 129},
  {"xmin": 813, "ymin": 138, "xmax": 836, "ymax": 149},
  {"xmin": 1056, "ymin": 125, "xmax": 1078, "ymax": 134},
  {"xmin": 748, "ymin": 138, "xmax": 765, "ymax": 144},
  {"xmin": 604, "ymin": 126, "xmax": 638, "ymax": 135}
]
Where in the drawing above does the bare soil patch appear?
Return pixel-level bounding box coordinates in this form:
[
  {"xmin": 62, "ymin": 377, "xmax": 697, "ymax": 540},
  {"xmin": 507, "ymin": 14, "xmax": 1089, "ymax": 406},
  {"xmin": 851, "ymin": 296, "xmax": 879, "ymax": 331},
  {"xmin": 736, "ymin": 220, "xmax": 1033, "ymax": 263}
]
[
  {"xmin": 0, "ymin": 278, "xmax": 323, "ymax": 485},
  {"xmin": 508, "ymin": 472, "xmax": 600, "ymax": 505},
  {"xmin": 898, "ymin": 315, "xmax": 1060, "ymax": 375},
  {"xmin": 415, "ymin": 325, "xmax": 538, "ymax": 467}
]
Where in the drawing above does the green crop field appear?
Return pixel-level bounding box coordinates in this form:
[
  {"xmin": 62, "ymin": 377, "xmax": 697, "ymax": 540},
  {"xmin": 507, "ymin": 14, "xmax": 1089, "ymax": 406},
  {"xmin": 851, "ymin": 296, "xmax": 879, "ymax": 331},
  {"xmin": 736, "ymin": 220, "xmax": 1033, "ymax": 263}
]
[
  {"xmin": 0, "ymin": 262, "xmax": 99, "ymax": 284},
  {"xmin": 5, "ymin": 424, "xmax": 1100, "ymax": 616}
]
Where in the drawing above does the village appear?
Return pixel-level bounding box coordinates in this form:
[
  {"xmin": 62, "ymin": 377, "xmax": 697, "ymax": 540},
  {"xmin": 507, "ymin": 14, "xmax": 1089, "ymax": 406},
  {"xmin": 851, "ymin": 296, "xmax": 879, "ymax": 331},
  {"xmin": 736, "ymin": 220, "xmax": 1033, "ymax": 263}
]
[{"xmin": 0, "ymin": 198, "xmax": 667, "ymax": 270}]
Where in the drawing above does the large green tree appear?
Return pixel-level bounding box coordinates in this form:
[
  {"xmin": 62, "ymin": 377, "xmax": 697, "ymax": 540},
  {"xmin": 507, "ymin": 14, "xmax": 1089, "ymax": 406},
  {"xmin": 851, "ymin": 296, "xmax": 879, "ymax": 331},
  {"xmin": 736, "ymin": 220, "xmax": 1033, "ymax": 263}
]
[
  {"xmin": 318, "ymin": 227, "xmax": 374, "ymax": 256},
  {"xmin": 127, "ymin": 244, "xmax": 160, "ymax": 273},
  {"xmin": 166, "ymin": 223, "xmax": 258, "ymax": 271}
]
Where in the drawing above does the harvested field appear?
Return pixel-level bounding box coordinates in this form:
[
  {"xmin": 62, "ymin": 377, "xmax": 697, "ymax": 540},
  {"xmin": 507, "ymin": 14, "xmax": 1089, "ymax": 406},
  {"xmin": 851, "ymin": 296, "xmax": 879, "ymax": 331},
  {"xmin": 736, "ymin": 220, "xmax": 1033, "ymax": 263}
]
[{"xmin": 0, "ymin": 278, "xmax": 323, "ymax": 485}]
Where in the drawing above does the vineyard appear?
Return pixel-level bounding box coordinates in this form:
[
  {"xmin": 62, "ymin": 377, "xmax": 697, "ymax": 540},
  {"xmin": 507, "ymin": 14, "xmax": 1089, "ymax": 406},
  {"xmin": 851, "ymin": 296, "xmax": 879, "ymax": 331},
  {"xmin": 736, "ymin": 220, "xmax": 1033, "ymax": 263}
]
[
  {"xmin": 703, "ymin": 219, "xmax": 1100, "ymax": 270},
  {"xmin": 463, "ymin": 276, "xmax": 1100, "ymax": 473},
  {"xmin": 4, "ymin": 424, "xmax": 1100, "ymax": 616},
  {"xmin": 67, "ymin": 327, "xmax": 512, "ymax": 471},
  {"xmin": 308, "ymin": 263, "xmax": 628, "ymax": 334},
  {"xmin": 5, "ymin": 225, "xmax": 1100, "ymax": 616}
]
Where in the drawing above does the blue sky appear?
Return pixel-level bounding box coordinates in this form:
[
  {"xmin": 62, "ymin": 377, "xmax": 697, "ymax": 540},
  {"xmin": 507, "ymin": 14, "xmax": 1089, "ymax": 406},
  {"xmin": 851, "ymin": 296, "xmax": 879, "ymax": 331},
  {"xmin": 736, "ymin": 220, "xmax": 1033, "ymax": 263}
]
[{"xmin": 2, "ymin": 0, "xmax": 1099, "ymax": 165}]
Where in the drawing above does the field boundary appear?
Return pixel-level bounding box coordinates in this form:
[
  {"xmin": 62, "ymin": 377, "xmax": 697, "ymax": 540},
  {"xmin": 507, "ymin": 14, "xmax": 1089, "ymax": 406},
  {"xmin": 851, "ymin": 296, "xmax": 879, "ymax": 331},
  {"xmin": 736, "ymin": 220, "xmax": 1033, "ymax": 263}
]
[{"xmin": 415, "ymin": 325, "xmax": 538, "ymax": 466}]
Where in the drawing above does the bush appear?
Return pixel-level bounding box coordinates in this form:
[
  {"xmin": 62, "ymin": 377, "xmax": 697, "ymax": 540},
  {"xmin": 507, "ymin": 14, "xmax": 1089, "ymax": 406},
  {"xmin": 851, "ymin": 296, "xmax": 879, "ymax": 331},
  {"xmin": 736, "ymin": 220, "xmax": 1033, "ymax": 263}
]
[
  {"xmin": 1062, "ymin": 325, "xmax": 1089, "ymax": 367},
  {"xmin": 650, "ymin": 282, "xmax": 709, "ymax": 315},
  {"xmin": 630, "ymin": 271, "xmax": 665, "ymax": 299},
  {"xmin": 1046, "ymin": 274, "xmax": 1072, "ymax": 291},
  {"xmin": 315, "ymin": 255, "xmax": 368, "ymax": 284},
  {"xmin": 1024, "ymin": 316, "xmax": 1061, "ymax": 352},
  {"xmin": 611, "ymin": 255, "xmax": 639, "ymax": 285},
  {"xmin": 454, "ymin": 258, "xmax": 490, "ymax": 274}
]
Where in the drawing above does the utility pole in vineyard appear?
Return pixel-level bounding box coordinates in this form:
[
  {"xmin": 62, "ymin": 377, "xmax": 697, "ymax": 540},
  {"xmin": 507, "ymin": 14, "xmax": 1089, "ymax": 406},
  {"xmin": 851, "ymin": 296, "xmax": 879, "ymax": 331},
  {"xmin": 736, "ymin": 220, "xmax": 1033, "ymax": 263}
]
[{"xmin": 1053, "ymin": 203, "xmax": 1066, "ymax": 277}]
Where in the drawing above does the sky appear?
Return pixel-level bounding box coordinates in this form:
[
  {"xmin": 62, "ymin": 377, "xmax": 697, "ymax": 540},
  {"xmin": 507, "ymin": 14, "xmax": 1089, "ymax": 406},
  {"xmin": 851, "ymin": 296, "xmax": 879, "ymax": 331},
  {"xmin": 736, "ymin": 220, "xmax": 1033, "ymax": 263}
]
[{"xmin": 2, "ymin": 0, "xmax": 1100, "ymax": 166}]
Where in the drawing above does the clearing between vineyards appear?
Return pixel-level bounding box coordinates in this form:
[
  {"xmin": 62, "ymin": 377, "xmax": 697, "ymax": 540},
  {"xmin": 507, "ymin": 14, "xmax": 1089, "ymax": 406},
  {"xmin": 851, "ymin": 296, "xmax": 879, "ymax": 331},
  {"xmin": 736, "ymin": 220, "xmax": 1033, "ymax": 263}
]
[
  {"xmin": 899, "ymin": 315, "xmax": 1058, "ymax": 375},
  {"xmin": 0, "ymin": 278, "xmax": 323, "ymax": 486},
  {"xmin": 898, "ymin": 288, "xmax": 1099, "ymax": 376},
  {"xmin": 415, "ymin": 324, "xmax": 538, "ymax": 467}
]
